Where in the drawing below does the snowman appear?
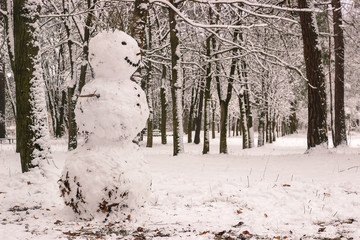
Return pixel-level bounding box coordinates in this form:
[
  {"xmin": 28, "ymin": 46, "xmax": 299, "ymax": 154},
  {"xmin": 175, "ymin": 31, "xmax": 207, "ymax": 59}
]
[{"xmin": 58, "ymin": 30, "xmax": 150, "ymax": 221}]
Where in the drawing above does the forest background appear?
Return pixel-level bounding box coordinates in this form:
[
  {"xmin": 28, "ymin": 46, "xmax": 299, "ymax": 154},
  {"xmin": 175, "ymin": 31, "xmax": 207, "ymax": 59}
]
[{"xmin": 0, "ymin": 0, "xmax": 360, "ymax": 172}]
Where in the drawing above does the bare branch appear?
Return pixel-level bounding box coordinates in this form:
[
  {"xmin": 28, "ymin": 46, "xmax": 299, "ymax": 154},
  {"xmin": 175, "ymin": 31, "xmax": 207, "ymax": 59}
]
[
  {"xmin": 184, "ymin": 0, "xmax": 322, "ymax": 13},
  {"xmin": 77, "ymin": 91, "xmax": 100, "ymax": 98},
  {"xmin": 149, "ymin": 0, "xmax": 268, "ymax": 29},
  {"xmin": 0, "ymin": 9, "xmax": 6, "ymax": 17}
]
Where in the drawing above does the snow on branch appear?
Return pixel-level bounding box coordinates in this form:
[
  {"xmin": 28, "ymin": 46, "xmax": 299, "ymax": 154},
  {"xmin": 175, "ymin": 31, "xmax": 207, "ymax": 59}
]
[
  {"xmin": 149, "ymin": 0, "xmax": 268, "ymax": 29},
  {"xmin": 234, "ymin": 5, "xmax": 298, "ymax": 24},
  {"xmin": 203, "ymin": 26, "xmax": 314, "ymax": 86},
  {"xmin": 0, "ymin": 9, "xmax": 6, "ymax": 16},
  {"xmin": 186, "ymin": 0, "xmax": 322, "ymax": 13}
]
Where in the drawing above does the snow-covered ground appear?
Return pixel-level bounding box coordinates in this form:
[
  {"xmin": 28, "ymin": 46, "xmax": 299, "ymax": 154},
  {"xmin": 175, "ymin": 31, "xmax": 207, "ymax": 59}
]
[{"xmin": 1, "ymin": 132, "xmax": 360, "ymax": 239}]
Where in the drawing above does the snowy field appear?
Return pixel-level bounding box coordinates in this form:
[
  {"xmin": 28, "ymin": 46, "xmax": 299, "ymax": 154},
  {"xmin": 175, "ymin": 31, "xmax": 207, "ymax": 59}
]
[{"xmin": 1, "ymin": 132, "xmax": 360, "ymax": 239}]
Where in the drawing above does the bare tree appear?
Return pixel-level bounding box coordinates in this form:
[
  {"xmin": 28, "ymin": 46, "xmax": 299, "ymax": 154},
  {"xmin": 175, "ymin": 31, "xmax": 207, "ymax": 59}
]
[
  {"xmin": 168, "ymin": 0, "xmax": 184, "ymax": 155},
  {"xmin": 13, "ymin": 0, "xmax": 52, "ymax": 172},
  {"xmin": 332, "ymin": 0, "xmax": 347, "ymax": 146},
  {"xmin": 298, "ymin": 0, "xmax": 328, "ymax": 149},
  {"xmin": 0, "ymin": 64, "xmax": 5, "ymax": 138}
]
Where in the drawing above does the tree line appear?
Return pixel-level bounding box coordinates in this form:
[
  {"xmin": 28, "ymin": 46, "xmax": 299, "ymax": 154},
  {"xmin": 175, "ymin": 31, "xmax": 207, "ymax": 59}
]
[{"xmin": 0, "ymin": 0, "xmax": 359, "ymax": 173}]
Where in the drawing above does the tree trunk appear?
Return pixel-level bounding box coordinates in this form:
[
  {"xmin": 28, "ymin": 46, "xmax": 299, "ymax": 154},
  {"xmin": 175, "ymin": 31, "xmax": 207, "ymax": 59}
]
[
  {"xmin": 169, "ymin": 0, "xmax": 184, "ymax": 155},
  {"xmin": 187, "ymin": 86, "xmax": 196, "ymax": 143},
  {"xmin": 62, "ymin": 0, "xmax": 76, "ymax": 150},
  {"xmin": 289, "ymin": 101, "xmax": 297, "ymax": 134},
  {"xmin": 160, "ymin": 65, "xmax": 167, "ymax": 145},
  {"xmin": 46, "ymin": 83, "xmax": 56, "ymax": 137},
  {"xmin": 216, "ymin": 25, "xmax": 237, "ymax": 153},
  {"xmin": 146, "ymin": 117, "xmax": 153, "ymax": 147},
  {"xmin": 67, "ymin": 87, "xmax": 77, "ymax": 150},
  {"xmin": 257, "ymin": 111, "xmax": 265, "ymax": 147},
  {"xmin": 272, "ymin": 114, "xmax": 276, "ymax": 142},
  {"xmin": 202, "ymin": 36, "xmax": 212, "ymax": 154},
  {"xmin": 145, "ymin": 13, "xmax": 153, "ymax": 148},
  {"xmin": 267, "ymin": 111, "xmax": 273, "ymax": 144},
  {"xmin": 265, "ymin": 111, "xmax": 269, "ymax": 143},
  {"xmin": 3, "ymin": 0, "xmax": 15, "ymax": 72},
  {"xmin": 66, "ymin": 0, "xmax": 96, "ymax": 151},
  {"xmin": 281, "ymin": 117, "xmax": 286, "ymax": 137},
  {"xmin": 54, "ymin": 44, "xmax": 66, "ymax": 138},
  {"xmin": 219, "ymin": 100, "xmax": 228, "ymax": 153},
  {"xmin": 243, "ymin": 76, "xmax": 254, "ymax": 148},
  {"xmin": 298, "ymin": 0, "xmax": 328, "ymax": 149},
  {"xmin": 0, "ymin": 65, "xmax": 5, "ymax": 138},
  {"xmin": 55, "ymin": 90, "xmax": 67, "ymax": 138},
  {"xmin": 235, "ymin": 118, "xmax": 239, "ymax": 136},
  {"xmin": 131, "ymin": 0, "xmax": 149, "ymax": 49},
  {"xmin": 228, "ymin": 117, "xmax": 231, "ymax": 138},
  {"xmin": 258, "ymin": 72, "xmax": 266, "ymax": 147},
  {"xmin": 146, "ymin": 65, "xmax": 153, "ymax": 148},
  {"xmin": 14, "ymin": 0, "xmax": 52, "ymax": 173},
  {"xmin": 194, "ymin": 80, "xmax": 204, "ymax": 144},
  {"xmin": 327, "ymin": 17, "xmax": 335, "ymax": 146},
  {"xmin": 332, "ymin": 0, "xmax": 347, "ymax": 147},
  {"xmin": 211, "ymin": 101, "xmax": 216, "ymax": 139},
  {"xmin": 239, "ymin": 92, "xmax": 248, "ymax": 149}
]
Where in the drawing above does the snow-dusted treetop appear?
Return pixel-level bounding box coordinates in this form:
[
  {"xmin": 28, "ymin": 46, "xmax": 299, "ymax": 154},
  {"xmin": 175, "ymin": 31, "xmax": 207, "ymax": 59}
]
[{"xmin": 89, "ymin": 30, "xmax": 141, "ymax": 80}]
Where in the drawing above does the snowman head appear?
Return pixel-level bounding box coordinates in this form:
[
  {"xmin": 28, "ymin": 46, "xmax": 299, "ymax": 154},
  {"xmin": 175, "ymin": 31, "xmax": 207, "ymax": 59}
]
[{"xmin": 89, "ymin": 30, "xmax": 141, "ymax": 80}]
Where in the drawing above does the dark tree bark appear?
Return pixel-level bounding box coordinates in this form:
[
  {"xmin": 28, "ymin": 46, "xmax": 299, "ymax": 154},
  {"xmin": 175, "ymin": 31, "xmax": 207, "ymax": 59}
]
[
  {"xmin": 218, "ymin": 100, "xmax": 229, "ymax": 153},
  {"xmin": 272, "ymin": 113, "xmax": 276, "ymax": 142},
  {"xmin": 168, "ymin": 0, "xmax": 184, "ymax": 155},
  {"xmin": 187, "ymin": 85, "xmax": 196, "ymax": 143},
  {"xmin": 327, "ymin": 19, "xmax": 335, "ymax": 146},
  {"xmin": 332, "ymin": 0, "xmax": 347, "ymax": 147},
  {"xmin": 238, "ymin": 92, "xmax": 248, "ymax": 149},
  {"xmin": 62, "ymin": 0, "xmax": 76, "ymax": 150},
  {"xmin": 55, "ymin": 90, "xmax": 67, "ymax": 138},
  {"xmin": 242, "ymin": 64, "xmax": 254, "ymax": 148},
  {"xmin": 2, "ymin": 0, "xmax": 18, "ymax": 151},
  {"xmin": 45, "ymin": 79, "xmax": 56, "ymax": 137},
  {"xmin": 217, "ymin": 30, "xmax": 237, "ymax": 153},
  {"xmin": 211, "ymin": 101, "xmax": 216, "ymax": 139},
  {"xmin": 298, "ymin": 0, "xmax": 328, "ymax": 149},
  {"xmin": 257, "ymin": 110, "xmax": 265, "ymax": 147},
  {"xmin": 257, "ymin": 72, "xmax": 266, "ymax": 147},
  {"xmin": 14, "ymin": 0, "xmax": 39, "ymax": 170},
  {"xmin": 202, "ymin": 35, "xmax": 212, "ymax": 154},
  {"xmin": 194, "ymin": 79, "xmax": 204, "ymax": 144},
  {"xmin": 78, "ymin": 0, "xmax": 96, "ymax": 91},
  {"xmin": 160, "ymin": 65, "xmax": 167, "ymax": 145},
  {"xmin": 146, "ymin": 62, "xmax": 153, "ymax": 148},
  {"xmin": 146, "ymin": 111, "xmax": 153, "ymax": 147},
  {"xmin": 0, "ymin": 64, "xmax": 5, "ymax": 138},
  {"xmin": 2, "ymin": 0, "xmax": 14, "ymax": 72},
  {"xmin": 145, "ymin": 14, "xmax": 153, "ymax": 148},
  {"xmin": 266, "ymin": 111, "xmax": 273, "ymax": 143},
  {"xmin": 289, "ymin": 101, "xmax": 298, "ymax": 134},
  {"xmin": 281, "ymin": 117, "xmax": 286, "ymax": 137},
  {"xmin": 14, "ymin": 0, "xmax": 52, "ymax": 172},
  {"xmin": 131, "ymin": 0, "xmax": 149, "ymax": 48},
  {"xmin": 235, "ymin": 118, "xmax": 240, "ymax": 136},
  {"xmin": 67, "ymin": 87, "xmax": 77, "ymax": 151},
  {"xmin": 66, "ymin": 0, "xmax": 96, "ymax": 151}
]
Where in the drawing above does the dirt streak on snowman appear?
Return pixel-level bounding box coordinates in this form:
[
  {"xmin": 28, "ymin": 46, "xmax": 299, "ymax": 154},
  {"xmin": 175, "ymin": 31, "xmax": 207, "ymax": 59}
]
[{"xmin": 59, "ymin": 30, "xmax": 150, "ymax": 221}]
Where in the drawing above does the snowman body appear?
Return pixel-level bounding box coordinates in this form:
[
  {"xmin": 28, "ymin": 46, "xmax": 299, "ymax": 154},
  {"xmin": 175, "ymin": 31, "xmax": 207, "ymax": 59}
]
[{"xmin": 59, "ymin": 31, "xmax": 150, "ymax": 221}]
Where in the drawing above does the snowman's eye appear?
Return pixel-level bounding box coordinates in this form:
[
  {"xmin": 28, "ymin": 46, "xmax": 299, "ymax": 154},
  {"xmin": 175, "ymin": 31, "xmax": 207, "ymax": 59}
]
[{"xmin": 121, "ymin": 41, "xmax": 127, "ymax": 45}]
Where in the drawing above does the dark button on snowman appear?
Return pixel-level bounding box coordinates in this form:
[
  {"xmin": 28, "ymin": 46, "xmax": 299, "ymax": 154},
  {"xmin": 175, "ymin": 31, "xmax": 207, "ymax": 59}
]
[{"xmin": 59, "ymin": 30, "xmax": 150, "ymax": 221}]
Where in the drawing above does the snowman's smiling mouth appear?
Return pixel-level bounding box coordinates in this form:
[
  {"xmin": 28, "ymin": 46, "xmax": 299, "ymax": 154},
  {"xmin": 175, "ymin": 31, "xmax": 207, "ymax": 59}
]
[{"xmin": 124, "ymin": 56, "xmax": 140, "ymax": 67}]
